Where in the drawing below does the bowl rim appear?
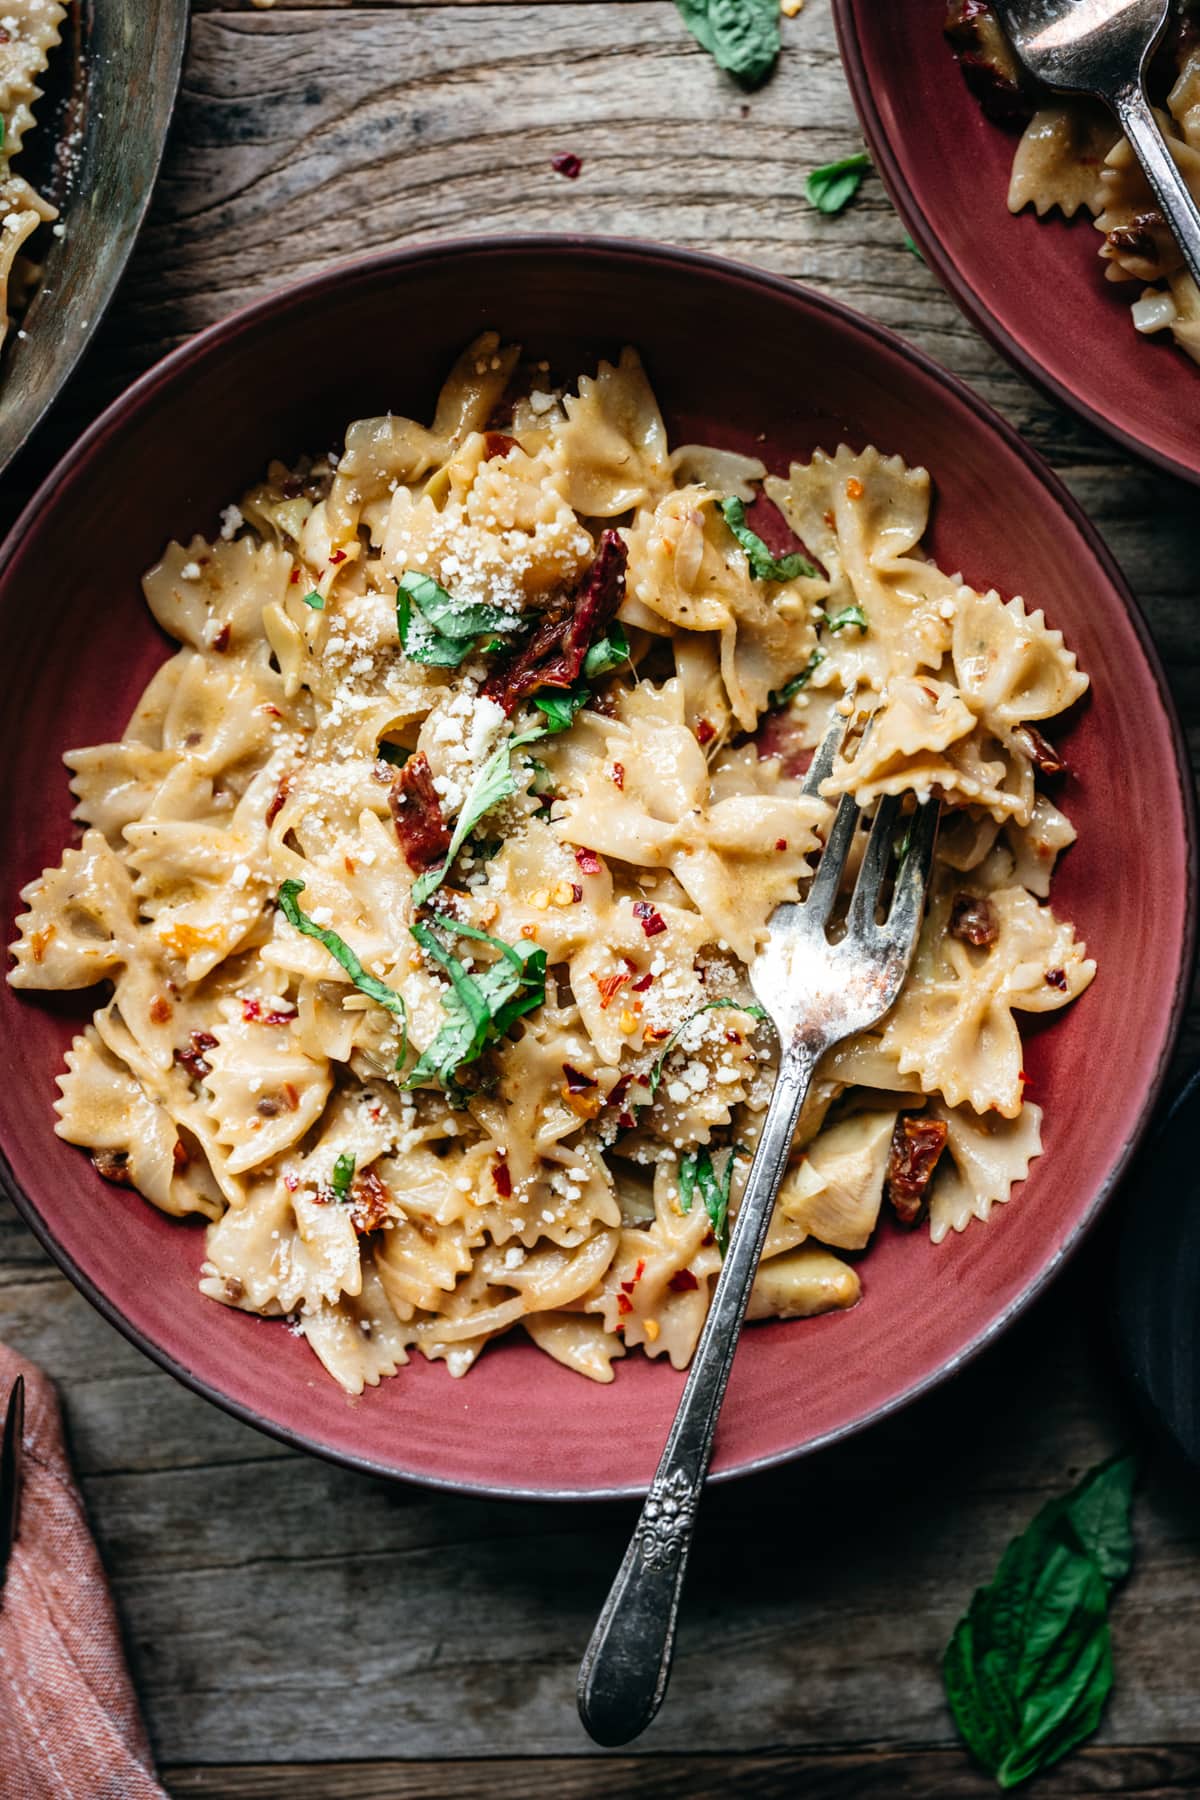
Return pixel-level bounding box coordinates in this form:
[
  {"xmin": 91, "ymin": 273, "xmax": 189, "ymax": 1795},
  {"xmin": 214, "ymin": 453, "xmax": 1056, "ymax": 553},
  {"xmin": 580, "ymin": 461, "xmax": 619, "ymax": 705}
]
[
  {"xmin": 0, "ymin": 0, "xmax": 190, "ymax": 479},
  {"xmin": 830, "ymin": 0, "xmax": 1200, "ymax": 492},
  {"xmin": 1, "ymin": 231, "xmax": 1193, "ymax": 1501}
]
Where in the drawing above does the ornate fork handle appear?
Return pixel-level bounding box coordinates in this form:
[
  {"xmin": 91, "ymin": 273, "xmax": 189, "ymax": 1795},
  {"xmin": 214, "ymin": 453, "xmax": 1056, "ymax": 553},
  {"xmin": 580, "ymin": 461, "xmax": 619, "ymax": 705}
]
[{"xmin": 577, "ymin": 1041, "xmax": 821, "ymax": 1746}]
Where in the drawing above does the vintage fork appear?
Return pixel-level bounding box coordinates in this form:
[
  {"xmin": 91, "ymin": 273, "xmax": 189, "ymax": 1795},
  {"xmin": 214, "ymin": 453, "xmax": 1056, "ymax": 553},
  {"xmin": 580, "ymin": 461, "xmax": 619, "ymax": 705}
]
[
  {"xmin": 0, "ymin": 1374, "xmax": 25, "ymax": 1603},
  {"xmin": 991, "ymin": 0, "xmax": 1200, "ymax": 289},
  {"xmin": 577, "ymin": 717, "xmax": 940, "ymax": 1746}
]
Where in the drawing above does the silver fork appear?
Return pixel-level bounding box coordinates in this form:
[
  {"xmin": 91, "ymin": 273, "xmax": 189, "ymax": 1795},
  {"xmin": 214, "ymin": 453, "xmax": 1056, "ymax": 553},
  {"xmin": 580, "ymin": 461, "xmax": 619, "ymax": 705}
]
[
  {"xmin": 577, "ymin": 718, "xmax": 940, "ymax": 1746},
  {"xmin": 992, "ymin": 0, "xmax": 1200, "ymax": 289},
  {"xmin": 0, "ymin": 1374, "xmax": 25, "ymax": 1604}
]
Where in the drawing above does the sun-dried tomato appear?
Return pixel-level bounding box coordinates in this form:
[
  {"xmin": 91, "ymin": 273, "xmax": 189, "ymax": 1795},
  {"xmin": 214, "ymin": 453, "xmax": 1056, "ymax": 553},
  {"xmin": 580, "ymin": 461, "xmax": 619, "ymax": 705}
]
[
  {"xmin": 483, "ymin": 531, "xmax": 627, "ymax": 713},
  {"xmin": 211, "ymin": 623, "xmax": 231, "ymax": 654},
  {"xmin": 492, "ymin": 1160, "xmax": 513, "ymax": 1197},
  {"xmin": 668, "ymin": 1269, "xmax": 699, "ymax": 1293},
  {"xmin": 1045, "ymin": 967, "xmax": 1069, "ymax": 992},
  {"xmin": 944, "ymin": 0, "xmax": 1034, "ymax": 127},
  {"xmin": 695, "ymin": 718, "xmax": 716, "ymax": 746},
  {"xmin": 485, "ymin": 432, "xmax": 518, "ymax": 460},
  {"xmin": 948, "ymin": 891, "xmax": 1000, "ymax": 948},
  {"xmin": 91, "ymin": 1148, "xmax": 134, "ymax": 1186},
  {"xmin": 575, "ymin": 846, "xmax": 603, "ymax": 874},
  {"xmin": 886, "ymin": 1115, "xmax": 949, "ymax": 1226},
  {"xmin": 389, "ymin": 751, "xmax": 452, "ymax": 872}
]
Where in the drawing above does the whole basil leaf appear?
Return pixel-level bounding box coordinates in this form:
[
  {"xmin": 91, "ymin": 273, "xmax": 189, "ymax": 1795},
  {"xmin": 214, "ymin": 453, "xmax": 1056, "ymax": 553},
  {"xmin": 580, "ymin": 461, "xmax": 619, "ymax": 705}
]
[
  {"xmin": 534, "ymin": 688, "xmax": 591, "ymax": 733},
  {"xmin": 943, "ymin": 1455, "xmax": 1136, "ymax": 1790},
  {"xmin": 806, "ymin": 150, "xmax": 871, "ymax": 216},
  {"xmin": 721, "ymin": 496, "xmax": 817, "ymax": 581},
  {"xmin": 674, "ymin": 0, "xmax": 781, "ymax": 88}
]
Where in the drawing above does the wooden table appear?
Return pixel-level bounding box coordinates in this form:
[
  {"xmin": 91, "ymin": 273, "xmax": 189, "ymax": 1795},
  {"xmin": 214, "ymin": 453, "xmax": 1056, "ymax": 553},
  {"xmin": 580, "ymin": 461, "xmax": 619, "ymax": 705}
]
[{"xmin": 3, "ymin": 1, "xmax": 1199, "ymax": 1793}]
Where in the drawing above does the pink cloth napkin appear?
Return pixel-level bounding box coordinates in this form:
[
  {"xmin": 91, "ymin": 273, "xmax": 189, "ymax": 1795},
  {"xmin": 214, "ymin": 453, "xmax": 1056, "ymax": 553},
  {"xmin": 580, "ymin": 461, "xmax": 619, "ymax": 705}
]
[{"xmin": 0, "ymin": 1346, "xmax": 166, "ymax": 1800}]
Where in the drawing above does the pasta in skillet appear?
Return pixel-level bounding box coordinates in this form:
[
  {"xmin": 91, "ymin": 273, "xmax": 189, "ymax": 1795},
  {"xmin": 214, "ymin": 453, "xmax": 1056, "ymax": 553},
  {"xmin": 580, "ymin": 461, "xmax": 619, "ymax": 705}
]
[
  {"xmin": 0, "ymin": 1, "xmax": 66, "ymax": 361},
  {"xmin": 9, "ymin": 337, "xmax": 1095, "ymax": 1393},
  {"xmin": 946, "ymin": 0, "xmax": 1200, "ymax": 362}
]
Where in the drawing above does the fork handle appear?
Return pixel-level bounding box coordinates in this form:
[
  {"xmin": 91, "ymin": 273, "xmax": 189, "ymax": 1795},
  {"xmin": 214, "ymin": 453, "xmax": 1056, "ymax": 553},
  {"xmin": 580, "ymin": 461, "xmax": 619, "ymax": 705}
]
[
  {"xmin": 1112, "ymin": 79, "xmax": 1200, "ymax": 291},
  {"xmin": 576, "ymin": 1042, "xmax": 820, "ymax": 1746}
]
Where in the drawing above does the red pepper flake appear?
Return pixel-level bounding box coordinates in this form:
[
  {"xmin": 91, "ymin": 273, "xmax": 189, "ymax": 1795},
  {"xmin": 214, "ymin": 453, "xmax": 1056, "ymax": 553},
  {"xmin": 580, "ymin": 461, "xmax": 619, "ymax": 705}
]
[
  {"xmin": 350, "ymin": 1168, "xmax": 390, "ymax": 1234},
  {"xmin": 149, "ymin": 994, "xmax": 173, "ymax": 1025},
  {"xmin": 211, "ymin": 623, "xmax": 231, "ymax": 654},
  {"xmin": 575, "ymin": 847, "xmax": 602, "ymax": 874},
  {"xmin": 695, "ymin": 718, "xmax": 716, "ymax": 746},
  {"xmin": 329, "ymin": 549, "xmax": 348, "ymax": 565},
  {"xmin": 1044, "ymin": 967, "xmax": 1069, "ymax": 992},
  {"xmin": 562, "ymin": 1064, "xmax": 598, "ymax": 1094},
  {"xmin": 1018, "ymin": 724, "xmax": 1067, "ymax": 778},
  {"xmin": 593, "ymin": 970, "xmax": 630, "ymax": 1010},
  {"xmin": 775, "ymin": 838, "xmax": 788, "ymax": 852},
  {"xmin": 485, "ymin": 432, "xmax": 518, "ymax": 460},
  {"xmin": 260, "ymin": 702, "xmax": 283, "ymax": 719},
  {"xmin": 284, "ymin": 1172, "xmax": 300, "ymax": 1192},
  {"xmin": 282, "ymin": 1082, "xmax": 300, "ymax": 1111},
  {"xmin": 266, "ymin": 769, "xmax": 291, "ymax": 827},
  {"xmin": 620, "ymin": 1258, "xmax": 647, "ymax": 1296},
  {"xmin": 571, "ymin": 883, "xmax": 583, "ymax": 903},
  {"xmin": 492, "ymin": 1159, "xmax": 513, "ymax": 1197},
  {"xmin": 611, "ymin": 762, "xmax": 625, "ymax": 790},
  {"xmin": 266, "ymin": 1007, "xmax": 298, "ymax": 1027},
  {"xmin": 174, "ymin": 1030, "xmax": 219, "ymax": 1080},
  {"xmin": 617, "ymin": 1293, "xmax": 633, "ymax": 1315},
  {"xmin": 845, "ymin": 476, "xmax": 864, "ymax": 500},
  {"xmin": 551, "ymin": 150, "xmax": 583, "ymax": 179},
  {"xmin": 389, "ymin": 751, "xmax": 452, "ymax": 872},
  {"xmin": 631, "ymin": 971, "xmax": 654, "ymax": 992},
  {"xmin": 1019, "ymin": 1070, "xmax": 1032, "ymax": 1088},
  {"xmin": 669, "ymin": 1269, "xmax": 699, "ymax": 1293},
  {"xmin": 633, "ymin": 900, "xmax": 667, "ymax": 938},
  {"xmin": 289, "ymin": 567, "xmax": 302, "ymax": 585},
  {"xmin": 241, "ymin": 998, "xmax": 263, "ymax": 1022},
  {"xmin": 172, "ymin": 1140, "xmax": 190, "ymax": 1171},
  {"xmin": 886, "ymin": 1115, "xmax": 949, "ymax": 1226}
]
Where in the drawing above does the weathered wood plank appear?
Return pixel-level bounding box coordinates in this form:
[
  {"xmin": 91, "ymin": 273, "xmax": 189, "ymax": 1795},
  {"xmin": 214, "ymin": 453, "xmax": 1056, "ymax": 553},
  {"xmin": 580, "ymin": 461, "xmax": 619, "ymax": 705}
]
[
  {"xmin": 1, "ymin": 0, "xmax": 1198, "ymax": 1776},
  {"xmin": 159, "ymin": 1746, "xmax": 1200, "ymax": 1799}
]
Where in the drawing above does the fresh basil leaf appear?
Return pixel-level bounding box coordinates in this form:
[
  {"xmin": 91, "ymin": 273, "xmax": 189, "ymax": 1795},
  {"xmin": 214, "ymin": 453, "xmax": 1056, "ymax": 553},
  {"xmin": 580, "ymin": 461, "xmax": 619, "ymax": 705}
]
[
  {"xmin": 943, "ymin": 1455, "xmax": 1137, "ymax": 1790},
  {"xmin": 277, "ymin": 880, "xmax": 407, "ymax": 1022},
  {"xmin": 411, "ymin": 727, "xmax": 546, "ymax": 907},
  {"xmin": 301, "ymin": 589, "xmax": 325, "ymax": 611},
  {"xmin": 650, "ymin": 997, "xmax": 767, "ymax": 1099},
  {"xmin": 406, "ymin": 915, "xmax": 546, "ymax": 1091},
  {"xmin": 767, "ymin": 648, "xmax": 826, "ymax": 710},
  {"xmin": 675, "ymin": 0, "xmax": 781, "ymax": 87},
  {"xmin": 397, "ymin": 584, "xmax": 474, "ymax": 667},
  {"xmin": 678, "ymin": 1147, "xmax": 735, "ymax": 1254},
  {"xmin": 806, "ymin": 150, "xmax": 871, "ymax": 216},
  {"xmin": 534, "ymin": 688, "xmax": 591, "ymax": 733},
  {"xmin": 583, "ymin": 623, "xmax": 630, "ymax": 678},
  {"xmin": 331, "ymin": 1151, "xmax": 356, "ymax": 1202},
  {"xmin": 825, "ymin": 604, "xmax": 868, "ymax": 634},
  {"xmin": 721, "ymin": 496, "xmax": 817, "ymax": 581},
  {"xmin": 397, "ymin": 570, "xmax": 517, "ymax": 641}
]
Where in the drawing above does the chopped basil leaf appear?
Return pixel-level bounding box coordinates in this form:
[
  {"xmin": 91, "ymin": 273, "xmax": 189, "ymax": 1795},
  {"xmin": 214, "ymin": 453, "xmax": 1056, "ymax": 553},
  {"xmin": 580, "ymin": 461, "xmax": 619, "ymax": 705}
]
[
  {"xmin": 277, "ymin": 880, "xmax": 408, "ymax": 1022},
  {"xmin": 943, "ymin": 1454, "xmax": 1136, "ymax": 1790},
  {"xmin": 534, "ymin": 688, "xmax": 591, "ymax": 734},
  {"xmin": 825, "ymin": 604, "xmax": 868, "ymax": 634},
  {"xmin": 377, "ymin": 741, "xmax": 412, "ymax": 767},
  {"xmin": 0, "ymin": 120, "xmax": 5, "ymax": 151},
  {"xmin": 406, "ymin": 915, "xmax": 547, "ymax": 1094},
  {"xmin": 396, "ymin": 571, "xmax": 520, "ymax": 668},
  {"xmin": 674, "ymin": 0, "xmax": 781, "ymax": 88},
  {"xmin": 583, "ymin": 623, "xmax": 630, "ymax": 678},
  {"xmin": 411, "ymin": 727, "xmax": 546, "ymax": 907},
  {"xmin": 650, "ymin": 997, "xmax": 767, "ymax": 1099},
  {"xmin": 678, "ymin": 1146, "xmax": 735, "ymax": 1254},
  {"xmin": 806, "ymin": 150, "xmax": 872, "ymax": 216},
  {"xmin": 721, "ymin": 496, "xmax": 817, "ymax": 582},
  {"xmin": 767, "ymin": 648, "xmax": 826, "ymax": 711},
  {"xmin": 331, "ymin": 1151, "xmax": 356, "ymax": 1202},
  {"xmin": 301, "ymin": 589, "xmax": 325, "ymax": 611}
]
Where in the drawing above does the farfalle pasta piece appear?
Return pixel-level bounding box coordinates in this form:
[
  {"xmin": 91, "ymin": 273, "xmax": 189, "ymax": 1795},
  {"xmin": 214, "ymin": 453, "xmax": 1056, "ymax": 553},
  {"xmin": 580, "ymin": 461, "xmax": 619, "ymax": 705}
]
[
  {"xmin": 10, "ymin": 830, "xmax": 141, "ymax": 989},
  {"xmin": 1007, "ymin": 104, "xmax": 1117, "ymax": 216},
  {"xmin": 951, "ymin": 588, "xmax": 1088, "ymax": 728},
  {"xmin": 300, "ymin": 1256, "xmax": 412, "ymax": 1393},
  {"xmin": 927, "ymin": 1100, "xmax": 1044, "ymax": 1244},
  {"xmin": 552, "ymin": 347, "xmax": 672, "ymax": 516}
]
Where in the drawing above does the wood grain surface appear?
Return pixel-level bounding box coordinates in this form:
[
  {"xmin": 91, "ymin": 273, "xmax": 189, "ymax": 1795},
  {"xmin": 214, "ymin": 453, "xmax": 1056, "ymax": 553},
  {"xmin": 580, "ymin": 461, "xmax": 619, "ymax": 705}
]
[{"xmin": 2, "ymin": 1, "xmax": 1198, "ymax": 1794}]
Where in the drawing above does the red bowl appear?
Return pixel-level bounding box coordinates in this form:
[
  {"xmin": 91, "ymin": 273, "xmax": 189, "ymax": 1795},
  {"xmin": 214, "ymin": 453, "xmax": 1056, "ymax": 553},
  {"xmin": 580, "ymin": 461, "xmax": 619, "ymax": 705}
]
[
  {"xmin": 0, "ymin": 237, "xmax": 1191, "ymax": 1498},
  {"xmin": 833, "ymin": 0, "xmax": 1200, "ymax": 488}
]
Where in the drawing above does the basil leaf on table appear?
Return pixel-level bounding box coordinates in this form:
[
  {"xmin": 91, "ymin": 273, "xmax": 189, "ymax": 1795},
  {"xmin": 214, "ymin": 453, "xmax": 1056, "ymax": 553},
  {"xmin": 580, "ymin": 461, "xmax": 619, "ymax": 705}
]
[
  {"xmin": 674, "ymin": 0, "xmax": 781, "ymax": 88},
  {"xmin": 943, "ymin": 1454, "xmax": 1137, "ymax": 1790},
  {"xmin": 721, "ymin": 496, "xmax": 817, "ymax": 581},
  {"xmin": 806, "ymin": 150, "xmax": 872, "ymax": 216}
]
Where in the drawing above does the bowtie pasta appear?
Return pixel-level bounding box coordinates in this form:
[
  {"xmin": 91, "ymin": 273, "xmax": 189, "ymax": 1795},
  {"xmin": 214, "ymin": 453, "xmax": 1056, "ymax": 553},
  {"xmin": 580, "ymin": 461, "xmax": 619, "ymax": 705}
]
[
  {"xmin": 9, "ymin": 336, "xmax": 1095, "ymax": 1394},
  {"xmin": 946, "ymin": 0, "xmax": 1200, "ymax": 362},
  {"xmin": 0, "ymin": 1, "xmax": 66, "ymax": 364}
]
